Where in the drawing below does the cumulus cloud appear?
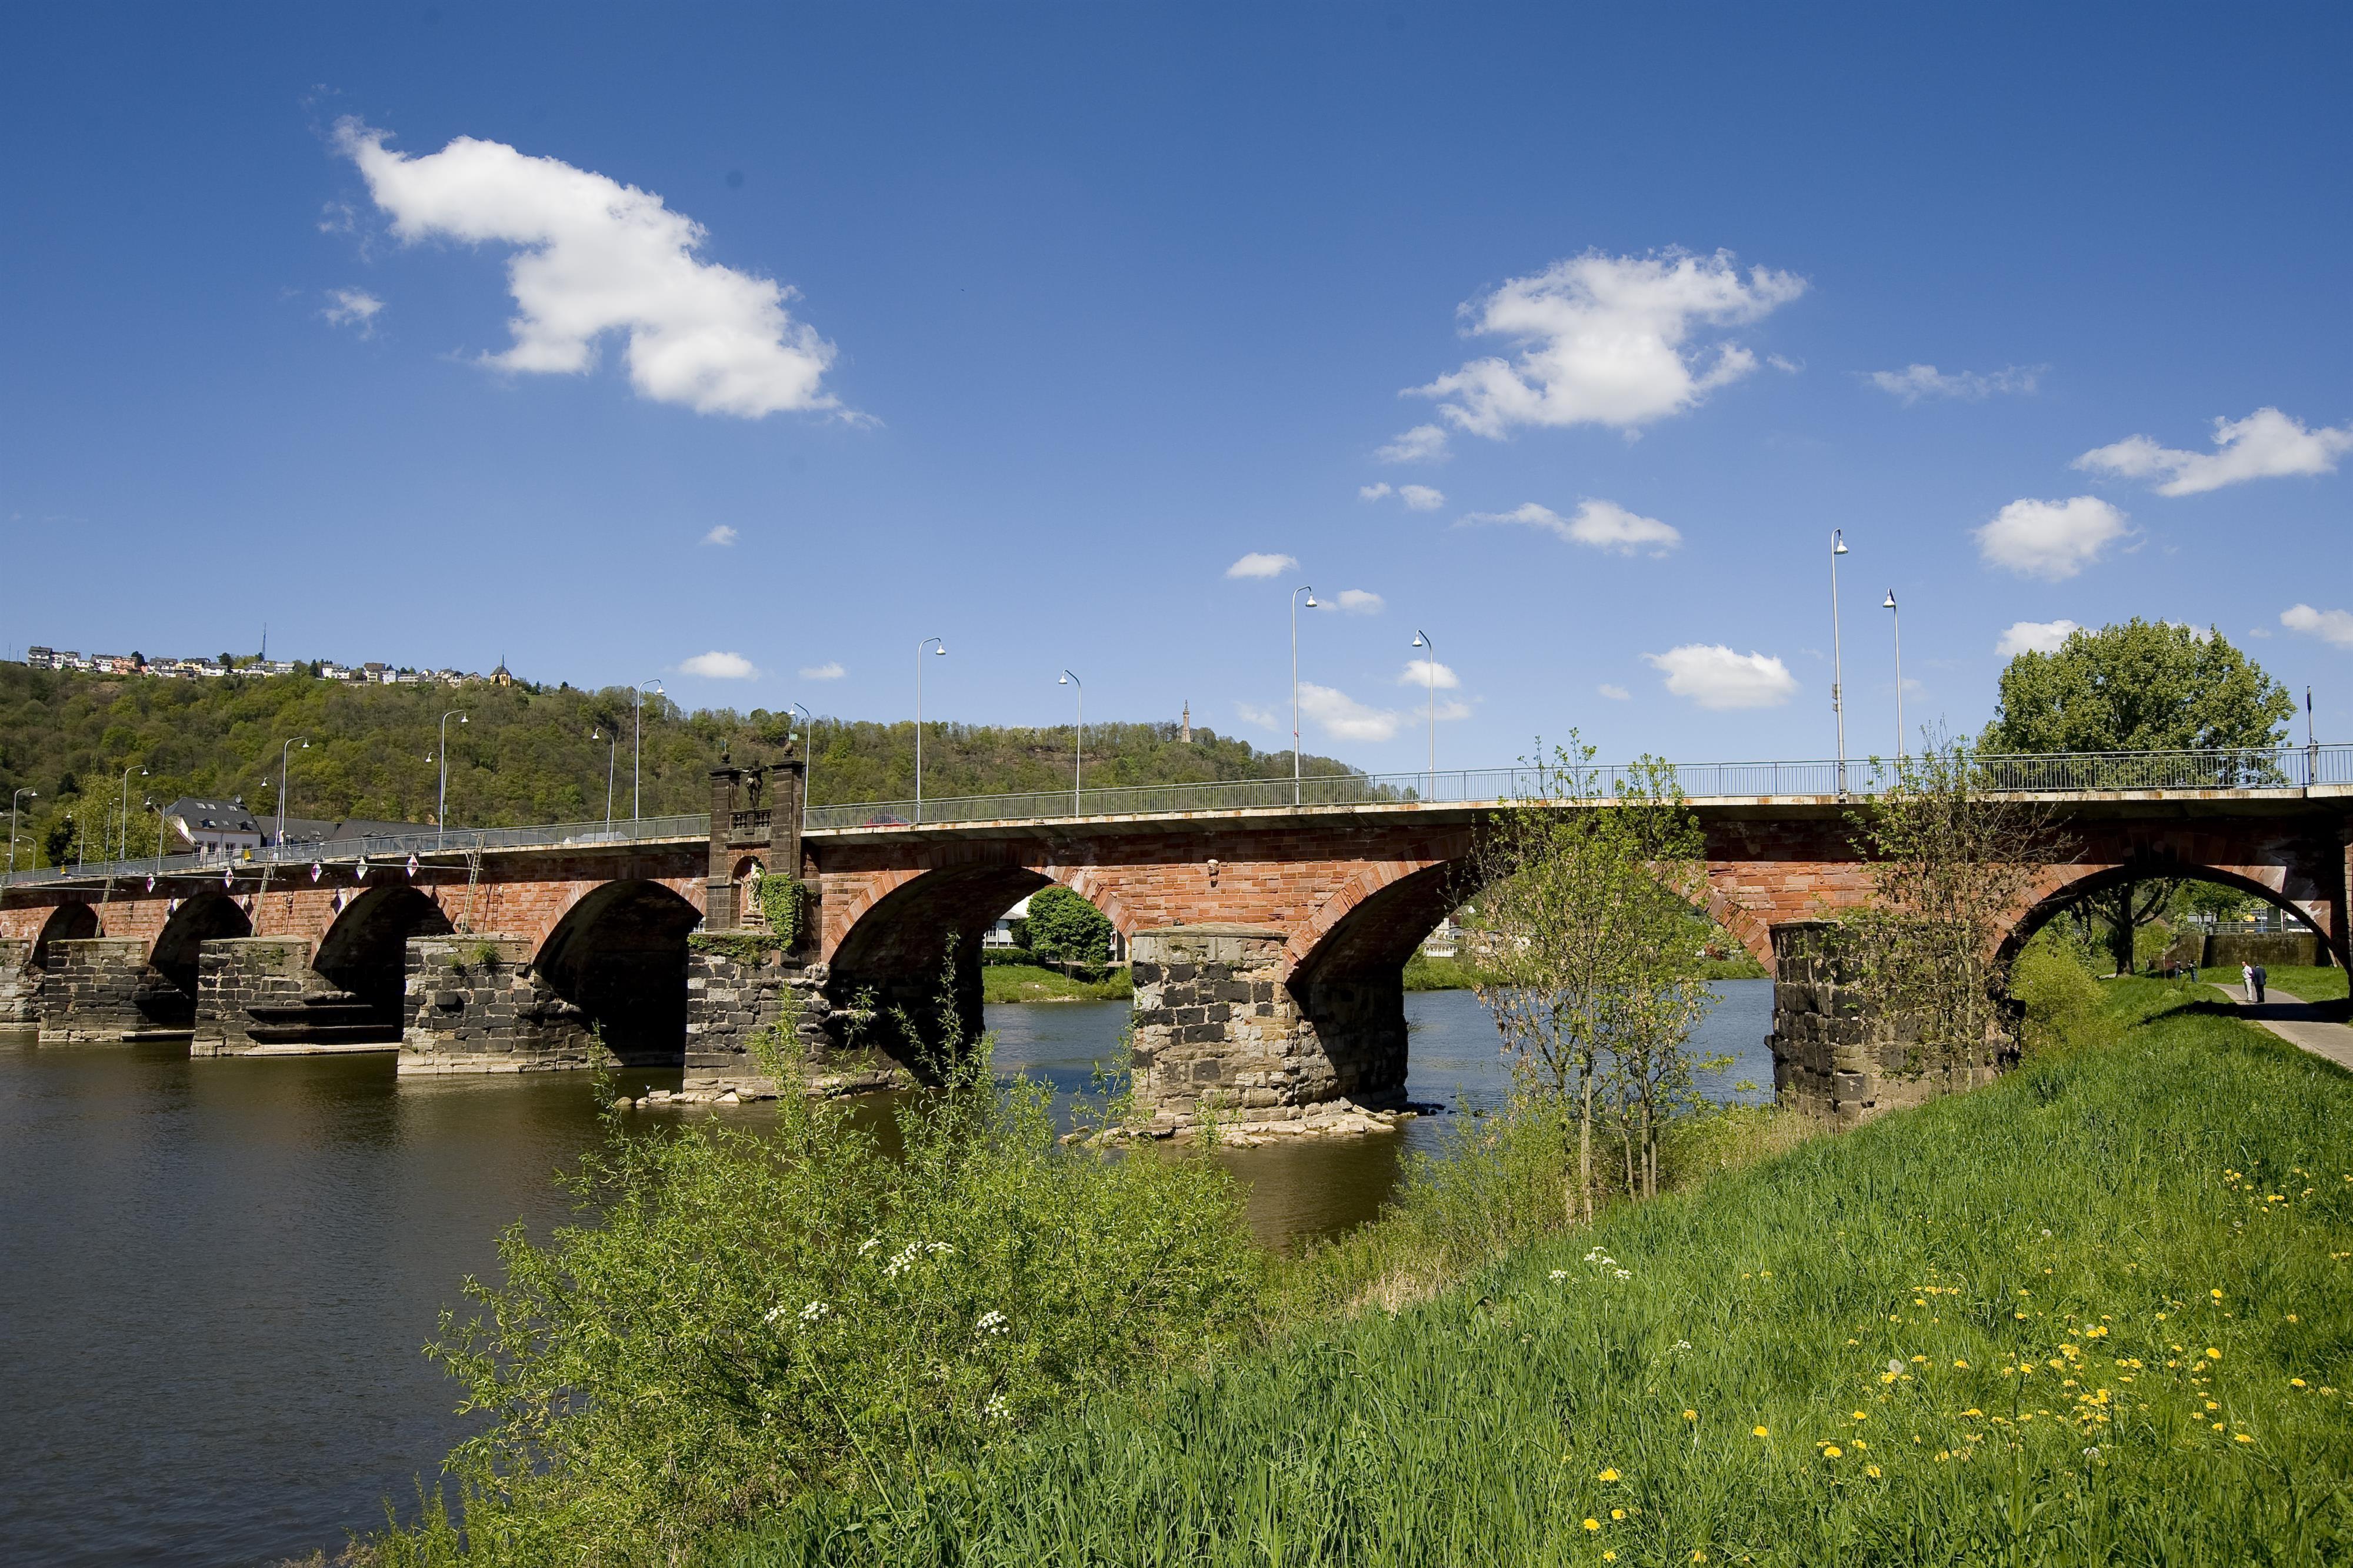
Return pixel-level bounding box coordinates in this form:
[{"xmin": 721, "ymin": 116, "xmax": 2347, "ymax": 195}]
[
  {"xmin": 1234, "ymin": 701, "xmax": 1280, "ymax": 730},
  {"xmin": 334, "ymin": 119, "xmax": 848, "ymax": 419},
  {"xmin": 1995, "ymin": 619, "xmax": 2081, "ymax": 658},
  {"xmin": 701, "ymin": 524, "xmax": 738, "ymax": 546},
  {"xmin": 1974, "ymin": 496, "xmax": 2129, "ymax": 581},
  {"xmin": 1332, "ymin": 589, "xmax": 1385, "ymax": 614},
  {"xmin": 1462, "ymin": 499, "xmax": 1681, "ymax": 555},
  {"xmin": 2282, "ymin": 604, "xmax": 2353, "ymax": 648},
  {"xmin": 1225, "ymin": 552, "xmax": 1298, "ymax": 579},
  {"xmin": 1597, "ymin": 683, "xmax": 1632, "ymax": 701},
  {"xmin": 1411, "ymin": 249, "xmax": 1805, "ymax": 438},
  {"xmin": 1361, "ymin": 482, "xmax": 1447, "ymax": 510},
  {"xmin": 799, "ymin": 660, "xmax": 845, "ymax": 680},
  {"xmin": 1867, "ymin": 363, "xmax": 2042, "ymax": 403},
  {"xmin": 678, "ymin": 650, "xmax": 757, "ymax": 679},
  {"xmin": 322, "ymin": 288, "xmax": 384, "ymax": 335},
  {"xmin": 1398, "ymin": 659, "xmax": 1461, "ymax": 690},
  {"xmin": 2074, "ymin": 407, "xmax": 2353, "ymax": 496},
  {"xmin": 1375, "ymin": 423, "xmax": 1450, "ymax": 463},
  {"xmin": 1644, "ymin": 645, "xmax": 1798, "ymax": 709},
  {"xmin": 1298, "ymin": 682, "xmax": 1403, "ymax": 742}
]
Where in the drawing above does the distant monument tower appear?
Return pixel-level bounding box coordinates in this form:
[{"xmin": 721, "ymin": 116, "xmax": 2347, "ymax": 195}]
[{"xmin": 1180, "ymin": 701, "xmax": 1192, "ymax": 744}]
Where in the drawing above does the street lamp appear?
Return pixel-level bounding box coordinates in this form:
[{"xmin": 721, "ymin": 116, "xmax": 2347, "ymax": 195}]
[
  {"xmin": 275, "ymin": 738, "xmax": 309, "ymax": 849},
  {"xmin": 915, "ymin": 637, "xmax": 946, "ymax": 822},
  {"xmin": 1058, "ymin": 670, "xmax": 1084, "ymax": 818},
  {"xmin": 1829, "ymin": 531, "xmax": 1849, "ymax": 799},
  {"xmin": 1883, "ymin": 589, "xmax": 1903, "ymax": 766},
  {"xmin": 591, "ymin": 727, "xmax": 616, "ymax": 829},
  {"xmin": 6, "ymin": 788, "xmax": 34, "ymax": 888},
  {"xmin": 1410, "ymin": 630, "xmax": 1438, "ymax": 797},
  {"xmin": 633, "ymin": 680, "xmax": 665, "ymax": 822},
  {"xmin": 787, "ymin": 702, "xmax": 816, "ymax": 838},
  {"xmin": 1291, "ymin": 585, "xmax": 1317, "ymax": 806},
  {"xmin": 116, "ymin": 765, "xmax": 148, "ymax": 863},
  {"xmin": 437, "ymin": 710, "xmax": 468, "ymax": 848},
  {"xmin": 147, "ymin": 799, "xmax": 167, "ymax": 874}
]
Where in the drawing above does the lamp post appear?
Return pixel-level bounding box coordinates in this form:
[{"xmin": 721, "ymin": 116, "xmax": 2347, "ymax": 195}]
[
  {"xmin": 6, "ymin": 788, "xmax": 34, "ymax": 888},
  {"xmin": 1291, "ymin": 584, "xmax": 1317, "ymax": 806},
  {"xmin": 1058, "ymin": 670, "xmax": 1084, "ymax": 817},
  {"xmin": 437, "ymin": 710, "xmax": 467, "ymax": 848},
  {"xmin": 1829, "ymin": 531, "xmax": 1849, "ymax": 799},
  {"xmin": 633, "ymin": 680, "xmax": 665, "ymax": 822},
  {"xmin": 275, "ymin": 738, "xmax": 308, "ymax": 849},
  {"xmin": 591, "ymin": 727, "xmax": 616, "ymax": 828},
  {"xmin": 788, "ymin": 702, "xmax": 816, "ymax": 838},
  {"xmin": 1882, "ymin": 589, "xmax": 1903, "ymax": 766},
  {"xmin": 915, "ymin": 637, "xmax": 946, "ymax": 822},
  {"xmin": 116, "ymin": 765, "xmax": 147, "ymax": 863},
  {"xmin": 148, "ymin": 799, "xmax": 166, "ymax": 874},
  {"xmin": 1410, "ymin": 630, "xmax": 1438, "ymax": 797}
]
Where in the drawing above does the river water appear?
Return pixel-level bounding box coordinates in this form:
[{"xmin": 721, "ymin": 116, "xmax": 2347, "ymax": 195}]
[{"xmin": 0, "ymin": 982, "xmax": 1771, "ymax": 1566}]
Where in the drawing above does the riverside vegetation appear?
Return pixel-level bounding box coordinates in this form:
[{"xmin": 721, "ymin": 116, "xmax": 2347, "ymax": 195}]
[{"xmin": 349, "ymin": 747, "xmax": 2351, "ymax": 1566}]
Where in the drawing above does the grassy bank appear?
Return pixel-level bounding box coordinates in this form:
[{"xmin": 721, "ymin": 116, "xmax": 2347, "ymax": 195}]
[
  {"xmin": 731, "ymin": 979, "xmax": 2353, "ymax": 1564},
  {"xmin": 1402, "ymin": 950, "xmax": 1767, "ymax": 992},
  {"xmin": 979, "ymin": 962, "xmax": 1134, "ymax": 1003}
]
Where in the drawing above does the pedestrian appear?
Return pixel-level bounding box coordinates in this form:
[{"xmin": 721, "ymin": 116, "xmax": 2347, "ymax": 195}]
[
  {"xmin": 2241, "ymin": 961, "xmax": 2256, "ymax": 1002},
  {"xmin": 2254, "ymin": 962, "xmax": 2268, "ymax": 1005}
]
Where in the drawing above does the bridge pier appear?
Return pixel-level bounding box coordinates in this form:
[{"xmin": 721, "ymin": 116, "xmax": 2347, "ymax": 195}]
[
  {"xmin": 1128, "ymin": 926, "xmax": 1407, "ymax": 1131},
  {"xmin": 397, "ymin": 935, "xmax": 598, "ymax": 1073},
  {"xmin": 0, "ymin": 938, "xmax": 34, "ymax": 1025},
  {"xmin": 35, "ymin": 936, "xmax": 190, "ymax": 1043},
  {"xmin": 1768, "ymin": 920, "xmax": 2014, "ymax": 1126},
  {"xmin": 192, "ymin": 936, "xmax": 399, "ymax": 1056}
]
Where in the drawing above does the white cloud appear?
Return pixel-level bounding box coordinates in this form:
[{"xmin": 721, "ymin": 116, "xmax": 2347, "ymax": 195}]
[
  {"xmin": 1398, "ymin": 659, "xmax": 1461, "ymax": 690},
  {"xmin": 701, "ymin": 524, "xmax": 738, "ymax": 546},
  {"xmin": 799, "ymin": 660, "xmax": 845, "ymax": 680},
  {"xmin": 1361, "ymin": 482, "xmax": 1447, "ymax": 510},
  {"xmin": 1462, "ymin": 499, "xmax": 1681, "ymax": 556},
  {"xmin": 1644, "ymin": 645, "xmax": 1798, "ymax": 710},
  {"xmin": 678, "ymin": 650, "xmax": 757, "ymax": 679},
  {"xmin": 322, "ymin": 288, "xmax": 384, "ymax": 336},
  {"xmin": 335, "ymin": 119, "xmax": 847, "ymax": 420},
  {"xmin": 1867, "ymin": 363, "xmax": 2041, "ymax": 403},
  {"xmin": 1973, "ymin": 496, "xmax": 2129, "ymax": 581},
  {"xmin": 1375, "ymin": 423, "xmax": 1450, "ymax": 463},
  {"xmin": 1597, "ymin": 683, "xmax": 1632, "ymax": 701},
  {"xmin": 1234, "ymin": 701, "xmax": 1279, "ymax": 730},
  {"xmin": 1332, "ymin": 589, "xmax": 1385, "ymax": 615},
  {"xmin": 2074, "ymin": 407, "xmax": 2353, "ymax": 496},
  {"xmin": 2282, "ymin": 604, "xmax": 2353, "ymax": 649},
  {"xmin": 1225, "ymin": 552, "xmax": 1298, "ymax": 579},
  {"xmin": 1298, "ymin": 682, "xmax": 1403, "ymax": 742},
  {"xmin": 1995, "ymin": 619, "xmax": 2081, "ymax": 658},
  {"xmin": 1412, "ymin": 248, "xmax": 1805, "ymax": 438}
]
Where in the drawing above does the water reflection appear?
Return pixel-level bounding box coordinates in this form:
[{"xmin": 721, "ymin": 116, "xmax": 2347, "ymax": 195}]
[{"xmin": 0, "ymin": 980, "xmax": 1772, "ymax": 1566}]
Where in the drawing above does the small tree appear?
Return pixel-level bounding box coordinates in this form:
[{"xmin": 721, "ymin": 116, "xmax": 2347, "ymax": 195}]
[
  {"xmin": 1024, "ymin": 886, "xmax": 1112, "ymax": 972},
  {"xmin": 1469, "ymin": 743, "xmax": 1717, "ymax": 1220},
  {"xmin": 1841, "ymin": 739, "xmax": 2064, "ymax": 1084}
]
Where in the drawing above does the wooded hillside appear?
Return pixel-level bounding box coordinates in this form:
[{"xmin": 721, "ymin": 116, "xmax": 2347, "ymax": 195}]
[{"xmin": 0, "ymin": 665, "xmax": 1357, "ymax": 867}]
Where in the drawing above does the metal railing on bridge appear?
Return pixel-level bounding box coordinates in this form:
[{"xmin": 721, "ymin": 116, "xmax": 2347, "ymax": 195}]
[{"xmin": 7, "ymin": 744, "xmax": 2347, "ymax": 892}]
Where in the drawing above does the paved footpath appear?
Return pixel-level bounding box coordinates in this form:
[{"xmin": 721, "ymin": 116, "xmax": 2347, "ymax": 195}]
[{"xmin": 2209, "ymin": 983, "xmax": 2353, "ymax": 1073}]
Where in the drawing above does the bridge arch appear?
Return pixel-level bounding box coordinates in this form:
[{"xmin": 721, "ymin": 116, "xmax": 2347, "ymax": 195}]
[
  {"xmin": 2002, "ymin": 860, "xmax": 2347, "ymax": 971},
  {"xmin": 315, "ymin": 884, "xmax": 455, "ymax": 1026},
  {"xmin": 532, "ymin": 879, "xmax": 702, "ymax": 1066},
  {"xmin": 30, "ymin": 902, "xmax": 99, "ymax": 970},
  {"xmin": 150, "ymin": 891, "xmax": 251, "ymax": 1000}
]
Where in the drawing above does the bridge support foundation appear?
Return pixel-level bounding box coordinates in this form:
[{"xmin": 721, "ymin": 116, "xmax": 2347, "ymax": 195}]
[
  {"xmin": 0, "ymin": 938, "xmax": 34, "ymax": 1025},
  {"xmin": 1769, "ymin": 921, "xmax": 2013, "ymax": 1126},
  {"xmin": 688, "ymin": 951, "xmax": 908, "ymax": 1095},
  {"xmin": 194, "ymin": 936, "xmax": 398, "ymax": 1056},
  {"xmin": 1128, "ymin": 926, "xmax": 1406, "ymax": 1131},
  {"xmin": 36, "ymin": 936, "xmax": 188, "ymax": 1043},
  {"xmin": 398, "ymin": 936, "xmax": 595, "ymax": 1073}
]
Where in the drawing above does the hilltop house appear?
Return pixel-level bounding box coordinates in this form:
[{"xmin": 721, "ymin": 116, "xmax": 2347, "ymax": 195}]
[{"xmin": 161, "ymin": 796, "xmax": 265, "ymax": 859}]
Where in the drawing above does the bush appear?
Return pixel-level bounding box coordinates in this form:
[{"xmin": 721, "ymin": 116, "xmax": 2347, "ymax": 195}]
[
  {"xmin": 376, "ymin": 1033, "xmax": 1264, "ymax": 1564},
  {"xmin": 2009, "ymin": 922, "xmax": 2114, "ymax": 1053},
  {"xmin": 1024, "ymin": 885, "xmax": 1112, "ymax": 969}
]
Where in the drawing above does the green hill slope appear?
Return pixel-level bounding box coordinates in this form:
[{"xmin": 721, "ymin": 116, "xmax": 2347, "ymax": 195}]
[{"xmin": 0, "ymin": 665, "xmax": 1356, "ymax": 866}]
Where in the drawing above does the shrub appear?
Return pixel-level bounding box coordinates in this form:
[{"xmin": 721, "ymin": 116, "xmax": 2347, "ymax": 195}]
[{"xmin": 1024, "ymin": 885, "xmax": 1112, "ymax": 969}]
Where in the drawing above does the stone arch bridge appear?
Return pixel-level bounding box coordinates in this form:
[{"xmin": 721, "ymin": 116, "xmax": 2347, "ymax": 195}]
[{"xmin": 4, "ymin": 752, "xmax": 2347, "ymax": 1126}]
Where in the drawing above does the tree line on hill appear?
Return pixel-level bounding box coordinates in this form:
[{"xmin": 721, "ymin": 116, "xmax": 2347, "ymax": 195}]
[{"xmin": 0, "ymin": 663, "xmax": 1356, "ymax": 868}]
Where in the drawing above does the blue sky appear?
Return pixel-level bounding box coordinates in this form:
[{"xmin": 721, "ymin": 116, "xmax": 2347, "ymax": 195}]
[{"xmin": 4, "ymin": 4, "xmax": 2347, "ymax": 776}]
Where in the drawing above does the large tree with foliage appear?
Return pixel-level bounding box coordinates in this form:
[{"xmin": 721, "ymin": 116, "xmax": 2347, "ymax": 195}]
[
  {"xmin": 1022, "ymin": 885, "xmax": 1114, "ymax": 970},
  {"xmin": 1979, "ymin": 619, "xmax": 2293, "ymax": 972}
]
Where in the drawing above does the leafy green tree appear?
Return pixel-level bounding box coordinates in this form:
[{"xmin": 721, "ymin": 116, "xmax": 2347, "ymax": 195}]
[
  {"xmin": 1979, "ymin": 618, "xmax": 2293, "ymax": 755},
  {"xmin": 1023, "ymin": 885, "xmax": 1112, "ymax": 970},
  {"xmin": 1980, "ymin": 619, "xmax": 2294, "ymax": 972}
]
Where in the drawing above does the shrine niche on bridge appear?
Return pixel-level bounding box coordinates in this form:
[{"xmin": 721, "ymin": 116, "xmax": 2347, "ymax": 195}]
[{"xmin": 0, "ymin": 752, "xmax": 2343, "ymax": 1130}]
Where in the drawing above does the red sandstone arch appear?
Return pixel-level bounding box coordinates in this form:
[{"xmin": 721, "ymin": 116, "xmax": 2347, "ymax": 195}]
[
  {"xmin": 29, "ymin": 902, "xmax": 99, "ymax": 969},
  {"xmin": 1999, "ymin": 860, "xmax": 2346, "ymax": 969},
  {"xmin": 314, "ymin": 884, "xmax": 455, "ymax": 1021},
  {"xmin": 824, "ymin": 847, "xmax": 1136, "ymax": 968},
  {"xmin": 531, "ymin": 879, "xmax": 704, "ymax": 1066},
  {"xmin": 149, "ymin": 891, "xmax": 252, "ymax": 999}
]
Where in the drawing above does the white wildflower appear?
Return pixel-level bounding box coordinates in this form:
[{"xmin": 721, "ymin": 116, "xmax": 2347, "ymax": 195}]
[
  {"xmin": 799, "ymin": 1300, "xmax": 829, "ymax": 1323},
  {"xmin": 1614, "ymin": 1269, "xmax": 1632, "ymax": 1281},
  {"xmin": 1549, "ymin": 1269, "xmax": 1569, "ymax": 1280},
  {"xmin": 925, "ymin": 1242, "xmax": 955, "ymax": 1255},
  {"xmin": 858, "ymin": 1236, "xmax": 882, "ymax": 1255},
  {"xmin": 975, "ymin": 1309, "xmax": 1009, "ymax": 1337},
  {"xmin": 986, "ymin": 1394, "xmax": 1009, "ymax": 1420},
  {"xmin": 764, "ymin": 1304, "xmax": 790, "ymax": 1326}
]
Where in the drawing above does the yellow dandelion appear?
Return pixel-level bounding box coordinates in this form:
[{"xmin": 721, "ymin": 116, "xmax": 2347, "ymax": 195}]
[
  {"xmin": 1684, "ymin": 1409, "xmax": 1698, "ymax": 1421},
  {"xmin": 2211, "ymin": 1289, "xmax": 2224, "ymax": 1300},
  {"xmin": 1752, "ymin": 1425, "xmax": 1769, "ymax": 1437},
  {"xmin": 2206, "ymin": 1347, "xmax": 2223, "ymax": 1360},
  {"xmin": 2291, "ymin": 1378, "xmax": 2308, "ymax": 1389},
  {"xmin": 2234, "ymin": 1433, "xmax": 2254, "ymax": 1444},
  {"xmin": 1954, "ymin": 1359, "xmax": 1969, "ymax": 1369},
  {"xmin": 1602, "ymin": 1555, "xmax": 1617, "ymax": 1564},
  {"xmin": 1865, "ymin": 1464, "xmax": 1882, "ymax": 1478},
  {"xmin": 1584, "ymin": 1518, "xmax": 1601, "ymax": 1533},
  {"xmin": 1850, "ymin": 1410, "xmax": 1868, "ymax": 1421},
  {"xmin": 1598, "ymin": 1468, "xmax": 1619, "ymax": 1482},
  {"xmin": 1612, "ymin": 1508, "xmax": 1625, "ymax": 1520},
  {"xmin": 1822, "ymin": 1444, "xmax": 1843, "ymax": 1459}
]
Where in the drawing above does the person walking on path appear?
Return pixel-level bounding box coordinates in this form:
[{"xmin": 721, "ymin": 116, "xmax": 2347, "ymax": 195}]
[
  {"xmin": 2253, "ymin": 962, "xmax": 2269, "ymax": 1004},
  {"xmin": 2242, "ymin": 961, "xmax": 2257, "ymax": 1001}
]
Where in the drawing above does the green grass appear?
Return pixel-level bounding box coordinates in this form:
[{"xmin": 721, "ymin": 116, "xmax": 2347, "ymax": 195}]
[
  {"xmin": 1402, "ymin": 950, "xmax": 1766, "ymax": 991},
  {"xmin": 728, "ymin": 980, "xmax": 2353, "ymax": 1564},
  {"xmin": 979, "ymin": 962, "xmax": 1134, "ymax": 1003},
  {"xmin": 2264, "ymin": 966, "xmax": 2349, "ymax": 1005}
]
